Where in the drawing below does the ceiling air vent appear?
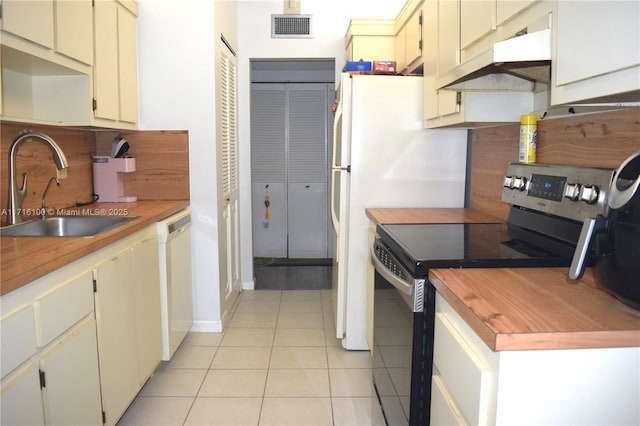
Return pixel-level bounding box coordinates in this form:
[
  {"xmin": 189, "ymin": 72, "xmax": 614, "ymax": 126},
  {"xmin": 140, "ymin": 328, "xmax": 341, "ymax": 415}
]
[{"xmin": 271, "ymin": 14, "xmax": 312, "ymax": 39}]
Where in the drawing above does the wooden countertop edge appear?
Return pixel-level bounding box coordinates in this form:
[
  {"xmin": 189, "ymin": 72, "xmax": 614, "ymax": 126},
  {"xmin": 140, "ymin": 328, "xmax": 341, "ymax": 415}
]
[
  {"xmin": 431, "ymin": 275, "xmax": 499, "ymax": 350},
  {"xmin": 1, "ymin": 200, "xmax": 189, "ymax": 296},
  {"xmin": 365, "ymin": 207, "xmax": 503, "ymax": 225},
  {"xmin": 430, "ymin": 274, "xmax": 640, "ymax": 351}
]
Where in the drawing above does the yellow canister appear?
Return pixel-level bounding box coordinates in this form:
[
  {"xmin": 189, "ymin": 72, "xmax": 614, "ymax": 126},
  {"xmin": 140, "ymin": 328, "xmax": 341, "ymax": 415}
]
[{"xmin": 519, "ymin": 113, "xmax": 537, "ymax": 163}]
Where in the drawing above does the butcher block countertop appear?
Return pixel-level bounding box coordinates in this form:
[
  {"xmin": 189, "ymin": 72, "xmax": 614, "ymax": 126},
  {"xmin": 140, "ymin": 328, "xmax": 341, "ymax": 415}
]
[
  {"xmin": 431, "ymin": 268, "xmax": 640, "ymax": 351},
  {"xmin": 365, "ymin": 207, "xmax": 502, "ymax": 225},
  {"xmin": 1, "ymin": 200, "xmax": 189, "ymax": 296},
  {"xmin": 365, "ymin": 208, "xmax": 640, "ymax": 351}
]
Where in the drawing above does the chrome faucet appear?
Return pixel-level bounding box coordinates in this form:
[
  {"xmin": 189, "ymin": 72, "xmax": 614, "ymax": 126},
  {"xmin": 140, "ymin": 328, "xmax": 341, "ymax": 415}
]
[
  {"xmin": 8, "ymin": 132, "xmax": 69, "ymax": 225},
  {"xmin": 41, "ymin": 177, "xmax": 60, "ymax": 219}
]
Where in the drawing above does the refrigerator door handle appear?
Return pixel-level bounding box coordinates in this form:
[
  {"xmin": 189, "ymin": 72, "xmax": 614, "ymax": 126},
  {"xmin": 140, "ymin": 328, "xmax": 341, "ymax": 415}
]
[
  {"xmin": 332, "ymin": 100, "xmax": 343, "ymax": 169},
  {"xmin": 330, "ymin": 169, "xmax": 340, "ymax": 233}
]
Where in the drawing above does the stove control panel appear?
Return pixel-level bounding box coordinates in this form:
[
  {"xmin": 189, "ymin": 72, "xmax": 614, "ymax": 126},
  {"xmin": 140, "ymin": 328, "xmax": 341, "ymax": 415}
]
[{"xmin": 502, "ymin": 163, "xmax": 615, "ymax": 222}]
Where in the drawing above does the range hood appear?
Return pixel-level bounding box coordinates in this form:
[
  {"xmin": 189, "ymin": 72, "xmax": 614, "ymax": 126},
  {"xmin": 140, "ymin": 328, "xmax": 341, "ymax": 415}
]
[{"xmin": 437, "ymin": 28, "xmax": 551, "ymax": 91}]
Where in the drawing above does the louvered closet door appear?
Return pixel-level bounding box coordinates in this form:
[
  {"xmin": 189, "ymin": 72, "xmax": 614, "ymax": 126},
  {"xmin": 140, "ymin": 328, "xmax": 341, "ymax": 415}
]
[
  {"xmin": 251, "ymin": 84, "xmax": 287, "ymax": 258},
  {"xmin": 251, "ymin": 83, "xmax": 329, "ymax": 258},
  {"xmin": 287, "ymin": 84, "xmax": 329, "ymax": 258},
  {"xmin": 219, "ymin": 43, "xmax": 240, "ymax": 306}
]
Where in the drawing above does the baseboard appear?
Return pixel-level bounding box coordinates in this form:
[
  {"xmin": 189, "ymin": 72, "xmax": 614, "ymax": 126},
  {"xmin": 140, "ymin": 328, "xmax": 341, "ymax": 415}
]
[
  {"xmin": 242, "ymin": 278, "xmax": 256, "ymax": 291},
  {"xmin": 190, "ymin": 320, "xmax": 223, "ymax": 333}
]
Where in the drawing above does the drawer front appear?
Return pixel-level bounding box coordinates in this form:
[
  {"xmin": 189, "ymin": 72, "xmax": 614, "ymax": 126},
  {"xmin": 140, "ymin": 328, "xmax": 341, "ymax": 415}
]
[
  {"xmin": 434, "ymin": 312, "xmax": 495, "ymax": 425},
  {"xmin": 1, "ymin": 306, "xmax": 37, "ymax": 378},
  {"xmin": 431, "ymin": 372, "xmax": 468, "ymax": 425},
  {"xmin": 36, "ymin": 271, "xmax": 94, "ymax": 347}
]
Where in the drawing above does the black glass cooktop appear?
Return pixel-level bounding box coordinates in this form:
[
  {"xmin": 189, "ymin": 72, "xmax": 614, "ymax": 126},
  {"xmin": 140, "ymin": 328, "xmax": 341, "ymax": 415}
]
[{"xmin": 377, "ymin": 223, "xmax": 576, "ymax": 275}]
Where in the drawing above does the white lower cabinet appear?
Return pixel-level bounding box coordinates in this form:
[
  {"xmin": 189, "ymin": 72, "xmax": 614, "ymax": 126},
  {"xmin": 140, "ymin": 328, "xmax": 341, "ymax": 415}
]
[
  {"xmin": 0, "ymin": 362, "xmax": 45, "ymax": 425},
  {"xmin": 0, "ymin": 224, "xmax": 162, "ymax": 426},
  {"xmin": 39, "ymin": 317, "xmax": 103, "ymax": 425},
  {"xmin": 93, "ymin": 229, "xmax": 162, "ymax": 425},
  {"xmin": 0, "ymin": 272, "xmax": 102, "ymax": 426},
  {"xmin": 93, "ymin": 248, "xmax": 141, "ymax": 425},
  {"xmin": 432, "ymin": 293, "xmax": 640, "ymax": 425},
  {"xmin": 132, "ymin": 236, "xmax": 163, "ymax": 382}
]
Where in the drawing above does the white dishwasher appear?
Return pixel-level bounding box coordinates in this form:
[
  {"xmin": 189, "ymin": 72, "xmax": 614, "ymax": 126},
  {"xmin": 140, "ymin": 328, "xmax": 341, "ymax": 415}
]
[{"xmin": 157, "ymin": 209, "xmax": 193, "ymax": 360}]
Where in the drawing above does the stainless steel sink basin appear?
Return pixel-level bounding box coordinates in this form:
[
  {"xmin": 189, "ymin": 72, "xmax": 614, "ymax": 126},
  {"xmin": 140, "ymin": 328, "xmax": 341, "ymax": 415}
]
[{"xmin": 0, "ymin": 216, "xmax": 139, "ymax": 237}]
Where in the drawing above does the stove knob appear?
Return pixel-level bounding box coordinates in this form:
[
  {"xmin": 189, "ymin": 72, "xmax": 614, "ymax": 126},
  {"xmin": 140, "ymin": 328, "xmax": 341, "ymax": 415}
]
[
  {"xmin": 564, "ymin": 183, "xmax": 581, "ymax": 201},
  {"xmin": 579, "ymin": 185, "xmax": 599, "ymax": 204},
  {"xmin": 503, "ymin": 176, "xmax": 514, "ymax": 188},
  {"xmin": 513, "ymin": 176, "xmax": 527, "ymax": 191}
]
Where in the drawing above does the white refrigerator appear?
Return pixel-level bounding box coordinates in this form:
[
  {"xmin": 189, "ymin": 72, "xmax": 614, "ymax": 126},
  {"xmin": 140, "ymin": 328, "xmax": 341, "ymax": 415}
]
[{"xmin": 331, "ymin": 73, "xmax": 468, "ymax": 350}]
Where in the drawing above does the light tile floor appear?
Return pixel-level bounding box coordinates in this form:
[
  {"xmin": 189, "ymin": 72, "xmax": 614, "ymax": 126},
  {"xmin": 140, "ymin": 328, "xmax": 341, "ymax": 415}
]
[{"xmin": 118, "ymin": 289, "xmax": 385, "ymax": 426}]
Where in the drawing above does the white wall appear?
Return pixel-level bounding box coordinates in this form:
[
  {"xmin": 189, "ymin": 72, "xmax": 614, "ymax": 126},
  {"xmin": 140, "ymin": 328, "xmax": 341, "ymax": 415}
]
[
  {"xmin": 237, "ymin": 0, "xmax": 406, "ymax": 288},
  {"xmin": 137, "ymin": 0, "xmax": 222, "ymax": 331}
]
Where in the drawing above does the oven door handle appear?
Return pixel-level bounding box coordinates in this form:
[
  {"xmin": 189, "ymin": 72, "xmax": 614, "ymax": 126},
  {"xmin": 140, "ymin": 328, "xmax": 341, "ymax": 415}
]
[{"xmin": 369, "ymin": 244, "xmax": 414, "ymax": 297}]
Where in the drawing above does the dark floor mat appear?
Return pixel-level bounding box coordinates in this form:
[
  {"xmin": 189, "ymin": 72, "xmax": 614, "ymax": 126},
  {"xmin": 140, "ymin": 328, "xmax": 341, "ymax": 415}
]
[
  {"xmin": 254, "ymin": 257, "xmax": 332, "ymax": 267},
  {"xmin": 254, "ymin": 264, "xmax": 332, "ymax": 290}
]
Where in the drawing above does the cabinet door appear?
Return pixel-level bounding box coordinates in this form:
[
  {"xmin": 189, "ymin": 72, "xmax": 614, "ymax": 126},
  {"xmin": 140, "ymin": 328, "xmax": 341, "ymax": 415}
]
[
  {"xmin": 460, "ymin": 0, "xmax": 495, "ymax": 50},
  {"xmin": 423, "ymin": 0, "xmax": 439, "ymax": 120},
  {"xmin": 93, "ymin": 249, "xmax": 139, "ymax": 426},
  {"xmin": 132, "ymin": 236, "xmax": 162, "ymax": 383},
  {"xmin": 55, "ymin": 0, "xmax": 93, "ymax": 65},
  {"xmin": 496, "ymin": 0, "xmax": 537, "ymax": 25},
  {"xmin": 118, "ymin": 6, "xmax": 138, "ymax": 124},
  {"xmin": 0, "ymin": 362, "xmax": 45, "ymax": 425},
  {"xmin": 1, "ymin": 0, "xmax": 54, "ymax": 49},
  {"xmin": 94, "ymin": 0, "xmax": 120, "ymax": 121},
  {"xmin": 405, "ymin": 9, "xmax": 423, "ymax": 68},
  {"xmin": 40, "ymin": 318, "xmax": 102, "ymax": 426},
  {"xmin": 437, "ymin": 0, "xmax": 462, "ymax": 117},
  {"xmin": 556, "ymin": 1, "xmax": 639, "ymax": 85},
  {"xmin": 395, "ymin": 27, "xmax": 408, "ymax": 71}
]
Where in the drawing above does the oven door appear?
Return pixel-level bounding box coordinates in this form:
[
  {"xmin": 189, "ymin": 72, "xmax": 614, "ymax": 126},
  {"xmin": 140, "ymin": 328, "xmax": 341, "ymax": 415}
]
[{"xmin": 370, "ymin": 237, "xmax": 436, "ymax": 426}]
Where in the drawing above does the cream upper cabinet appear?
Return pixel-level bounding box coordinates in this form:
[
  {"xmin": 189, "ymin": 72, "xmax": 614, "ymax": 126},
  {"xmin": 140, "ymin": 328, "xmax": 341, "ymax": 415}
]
[
  {"xmin": 1, "ymin": 0, "xmax": 55, "ymax": 49},
  {"xmin": 55, "ymin": 0, "xmax": 94, "ymax": 65},
  {"xmin": 345, "ymin": 19, "xmax": 396, "ymax": 62},
  {"xmin": 435, "ymin": 0, "xmax": 460, "ymax": 117},
  {"xmin": 552, "ymin": 0, "xmax": 640, "ymax": 105},
  {"xmin": 93, "ymin": 0, "xmax": 138, "ymax": 128},
  {"xmin": 424, "ymin": 0, "xmax": 533, "ymax": 128},
  {"xmin": 496, "ymin": 0, "xmax": 538, "ymax": 25},
  {"xmin": 1, "ymin": 0, "xmax": 93, "ymax": 66},
  {"xmin": 0, "ymin": 0, "xmax": 92, "ymax": 125},
  {"xmin": 424, "ymin": 0, "xmax": 460, "ymax": 121},
  {"xmin": 460, "ymin": 0, "xmax": 495, "ymax": 50},
  {"xmin": 395, "ymin": 0, "xmax": 424, "ymax": 74},
  {"xmin": 94, "ymin": 0, "xmax": 120, "ymax": 121},
  {"xmin": 118, "ymin": 6, "xmax": 139, "ymax": 124},
  {"xmin": 118, "ymin": 0, "xmax": 138, "ymax": 15}
]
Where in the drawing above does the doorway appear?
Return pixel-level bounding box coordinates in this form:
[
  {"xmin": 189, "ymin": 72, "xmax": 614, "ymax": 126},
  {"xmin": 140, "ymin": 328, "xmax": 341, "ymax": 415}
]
[{"xmin": 250, "ymin": 59, "xmax": 335, "ymax": 289}]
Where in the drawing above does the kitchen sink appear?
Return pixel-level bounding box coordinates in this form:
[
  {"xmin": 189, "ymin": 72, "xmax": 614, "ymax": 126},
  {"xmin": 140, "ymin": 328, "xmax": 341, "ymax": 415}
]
[{"xmin": 0, "ymin": 216, "xmax": 139, "ymax": 237}]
